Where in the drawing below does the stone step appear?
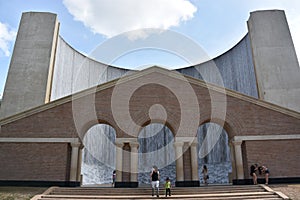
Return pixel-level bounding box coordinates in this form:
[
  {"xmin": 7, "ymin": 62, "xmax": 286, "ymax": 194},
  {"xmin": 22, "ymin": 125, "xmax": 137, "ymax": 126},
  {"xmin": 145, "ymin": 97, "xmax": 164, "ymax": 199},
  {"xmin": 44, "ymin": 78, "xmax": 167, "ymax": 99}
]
[
  {"xmin": 47, "ymin": 186, "xmax": 265, "ymax": 196},
  {"xmin": 31, "ymin": 185, "xmax": 286, "ymax": 200},
  {"xmin": 49, "ymin": 189, "xmax": 266, "ymax": 196},
  {"xmin": 33, "ymin": 192, "xmax": 283, "ymax": 200},
  {"xmin": 48, "ymin": 185, "xmax": 262, "ymax": 191}
]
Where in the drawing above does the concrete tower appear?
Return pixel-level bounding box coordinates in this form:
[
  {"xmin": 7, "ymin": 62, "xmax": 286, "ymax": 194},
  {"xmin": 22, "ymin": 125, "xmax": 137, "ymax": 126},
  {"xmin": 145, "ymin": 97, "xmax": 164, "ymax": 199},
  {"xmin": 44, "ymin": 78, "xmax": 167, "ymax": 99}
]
[
  {"xmin": 248, "ymin": 10, "xmax": 300, "ymax": 112},
  {"xmin": 0, "ymin": 12, "xmax": 59, "ymax": 119}
]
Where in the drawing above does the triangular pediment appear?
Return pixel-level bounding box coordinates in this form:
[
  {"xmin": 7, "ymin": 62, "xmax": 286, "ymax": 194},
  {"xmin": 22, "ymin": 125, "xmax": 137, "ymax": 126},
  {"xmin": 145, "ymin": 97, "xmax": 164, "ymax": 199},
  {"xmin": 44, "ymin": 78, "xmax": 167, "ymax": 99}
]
[{"xmin": 1, "ymin": 66, "xmax": 300, "ymax": 125}]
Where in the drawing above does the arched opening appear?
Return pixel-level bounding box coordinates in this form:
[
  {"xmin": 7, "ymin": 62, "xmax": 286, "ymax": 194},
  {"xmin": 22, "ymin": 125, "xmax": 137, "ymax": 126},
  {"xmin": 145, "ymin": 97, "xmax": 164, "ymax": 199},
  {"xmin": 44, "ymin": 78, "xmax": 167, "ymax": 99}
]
[
  {"xmin": 137, "ymin": 123, "xmax": 175, "ymax": 185},
  {"xmin": 197, "ymin": 122, "xmax": 232, "ymax": 184},
  {"xmin": 81, "ymin": 124, "xmax": 116, "ymax": 186}
]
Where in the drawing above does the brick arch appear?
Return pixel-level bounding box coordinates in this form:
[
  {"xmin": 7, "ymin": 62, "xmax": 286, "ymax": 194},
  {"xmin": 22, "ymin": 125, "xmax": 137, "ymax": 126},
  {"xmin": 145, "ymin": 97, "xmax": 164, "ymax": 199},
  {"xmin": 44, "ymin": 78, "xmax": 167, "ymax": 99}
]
[
  {"xmin": 124, "ymin": 83, "xmax": 183, "ymax": 137},
  {"xmin": 138, "ymin": 120, "xmax": 176, "ymax": 136},
  {"xmin": 199, "ymin": 112, "xmax": 241, "ymax": 141},
  {"xmin": 222, "ymin": 114, "xmax": 243, "ymax": 141},
  {"xmin": 77, "ymin": 118, "xmax": 119, "ymax": 140}
]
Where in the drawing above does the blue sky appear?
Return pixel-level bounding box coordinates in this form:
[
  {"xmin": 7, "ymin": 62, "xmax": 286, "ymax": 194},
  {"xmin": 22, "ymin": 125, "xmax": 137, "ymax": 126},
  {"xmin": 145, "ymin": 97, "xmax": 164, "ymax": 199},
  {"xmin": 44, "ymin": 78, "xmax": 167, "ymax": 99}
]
[{"xmin": 0, "ymin": 0, "xmax": 300, "ymax": 98}]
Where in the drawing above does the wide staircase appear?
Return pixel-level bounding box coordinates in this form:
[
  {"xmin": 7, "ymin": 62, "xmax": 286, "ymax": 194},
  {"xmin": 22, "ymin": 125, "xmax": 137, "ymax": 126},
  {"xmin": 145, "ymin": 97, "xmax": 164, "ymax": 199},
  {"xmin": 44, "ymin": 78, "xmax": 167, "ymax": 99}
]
[{"xmin": 31, "ymin": 184, "xmax": 289, "ymax": 200}]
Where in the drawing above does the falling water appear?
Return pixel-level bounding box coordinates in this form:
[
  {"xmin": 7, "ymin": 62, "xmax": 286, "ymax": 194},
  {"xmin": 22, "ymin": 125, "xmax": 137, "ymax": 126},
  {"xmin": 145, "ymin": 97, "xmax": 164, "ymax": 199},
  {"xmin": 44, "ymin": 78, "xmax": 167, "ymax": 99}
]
[{"xmin": 82, "ymin": 123, "xmax": 232, "ymax": 185}]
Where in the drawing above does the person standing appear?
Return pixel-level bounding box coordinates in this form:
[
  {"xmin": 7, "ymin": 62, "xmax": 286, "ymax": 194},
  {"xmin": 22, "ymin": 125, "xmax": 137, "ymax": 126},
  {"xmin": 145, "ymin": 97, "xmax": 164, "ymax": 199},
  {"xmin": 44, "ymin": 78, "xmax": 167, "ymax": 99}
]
[
  {"xmin": 150, "ymin": 166, "xmax": 160, "ymax": 197},
  {"xmin": 112, "ymin": 170, "xmax": 116, "ymax": 187},
  {"xmin": 165, "ymin": 177, "xmax": 171, "ymax": 197},
  {"xmin": 202, "ymin": 165, "xmax": 209, "ymax": 185},
  {"xmin": 250, "ymin": 164, "xmax": 258, "ymax": 185},
  {"xmin": 261, "ymin": 165, "xmax": 270, "ymax": 185}
]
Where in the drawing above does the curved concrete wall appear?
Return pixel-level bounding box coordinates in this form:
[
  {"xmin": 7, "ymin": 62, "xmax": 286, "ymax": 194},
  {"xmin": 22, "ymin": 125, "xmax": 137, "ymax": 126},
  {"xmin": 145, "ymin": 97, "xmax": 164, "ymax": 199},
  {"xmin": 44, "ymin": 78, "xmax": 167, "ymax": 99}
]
[
  {"xmin": 51, "ymin": 37, "xmax": 130, "ymax": 101},
  {"xmin": 51, "ymin": 34, "xmax": 258, "ymax": 101},
  {"xmin": 52, "ymin": 10, "xmax": 300, "ymax": 112},
  {"xmin": 177, "ymin": 34, "xmax": 258, "ymax": 98}
]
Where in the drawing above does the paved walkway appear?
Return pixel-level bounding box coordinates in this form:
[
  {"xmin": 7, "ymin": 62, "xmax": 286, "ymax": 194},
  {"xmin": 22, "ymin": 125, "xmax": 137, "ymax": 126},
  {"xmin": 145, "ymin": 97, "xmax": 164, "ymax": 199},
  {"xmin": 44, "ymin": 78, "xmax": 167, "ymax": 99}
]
[{"xmin": 270, "ymin": 184, "xmax": 300, "ymax": 200}]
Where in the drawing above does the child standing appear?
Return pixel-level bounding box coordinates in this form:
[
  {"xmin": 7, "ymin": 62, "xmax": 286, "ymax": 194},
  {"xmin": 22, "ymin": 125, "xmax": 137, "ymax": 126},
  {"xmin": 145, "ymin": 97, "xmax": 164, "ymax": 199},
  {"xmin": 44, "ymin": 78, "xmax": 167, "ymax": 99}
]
[{"xmin": 165, "ymin": 177, "xmax": 171, "ymax": 197}]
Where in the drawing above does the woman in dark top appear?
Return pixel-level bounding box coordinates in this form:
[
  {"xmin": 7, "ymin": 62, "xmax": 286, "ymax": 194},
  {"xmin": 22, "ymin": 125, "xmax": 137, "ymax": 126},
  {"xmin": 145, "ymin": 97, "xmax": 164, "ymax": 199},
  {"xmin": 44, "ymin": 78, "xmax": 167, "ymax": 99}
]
[
  {"xmin": 250, "ymin": 164, "xmax": 258, "ymax": 185},
  {"xmin": 150, "ymin": 166, "xmax": 160, "ymax": 197}
]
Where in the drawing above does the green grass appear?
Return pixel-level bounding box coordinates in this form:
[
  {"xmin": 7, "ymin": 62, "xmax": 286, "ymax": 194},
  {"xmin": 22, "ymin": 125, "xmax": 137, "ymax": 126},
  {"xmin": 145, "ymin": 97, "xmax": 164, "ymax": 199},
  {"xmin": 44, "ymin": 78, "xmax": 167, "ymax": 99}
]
[{"xmin": 0, "ymin": 187, "xmax": 47, "ymax": 200}]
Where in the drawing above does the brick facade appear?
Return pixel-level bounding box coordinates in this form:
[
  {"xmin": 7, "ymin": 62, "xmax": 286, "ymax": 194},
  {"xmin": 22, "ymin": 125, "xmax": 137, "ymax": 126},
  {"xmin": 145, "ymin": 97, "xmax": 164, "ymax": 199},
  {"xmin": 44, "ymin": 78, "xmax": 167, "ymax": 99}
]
[
  {"xmin": 0, "ymin": 143, "xmax": 71, "ymax": 181},
  {"xmin": 0, "ymin": 67, "xmax": 299, "ymax": 185},
  {"xmin": 245, "ymin": 140, "xmax": 300, "ymax": 178}
]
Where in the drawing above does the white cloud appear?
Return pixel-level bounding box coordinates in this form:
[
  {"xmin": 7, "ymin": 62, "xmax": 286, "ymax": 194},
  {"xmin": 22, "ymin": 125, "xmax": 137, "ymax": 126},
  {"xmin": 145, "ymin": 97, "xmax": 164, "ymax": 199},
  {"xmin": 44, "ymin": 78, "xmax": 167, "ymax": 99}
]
[
  {"xmin": 125, "ymin": 29, "xmax": 165, "ymax": 41},
  {"xmin": 0, "ymin": 22, "xmax": 16, "ymax": 57},
  {"xmin": 63, "ymin": 0, "xmax": 197, "ymax": 38}
]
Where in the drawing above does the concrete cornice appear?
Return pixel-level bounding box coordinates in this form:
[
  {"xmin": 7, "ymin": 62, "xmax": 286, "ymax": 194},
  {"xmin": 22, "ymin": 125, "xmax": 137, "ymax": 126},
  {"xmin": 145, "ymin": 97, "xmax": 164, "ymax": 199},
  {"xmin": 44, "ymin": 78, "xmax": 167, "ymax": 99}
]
[
  {"xmin": 233, "ymin": 134, "xmax": 300, "ymax": 142},
  {"xmin": 1, "ymin": 66, "xmax": 299, "ymax": 126},
  {"xmin": 115, "ymin": 137, "xmax": 138, "ymax": 143},
  {"xmin": 0, "ymin": 137, "xmax": 80, "ymax": 143},
  {"xmin": 174, "ymin": 137, "xmax": 198, "ymax": 143}
]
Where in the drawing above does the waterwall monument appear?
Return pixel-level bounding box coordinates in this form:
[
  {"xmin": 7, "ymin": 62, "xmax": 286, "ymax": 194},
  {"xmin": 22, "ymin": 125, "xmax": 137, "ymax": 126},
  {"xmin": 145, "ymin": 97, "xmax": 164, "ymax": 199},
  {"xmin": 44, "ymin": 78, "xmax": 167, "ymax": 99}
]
[{"xmin": 0, "ymin": 10, "xmax": 299, "ymax": 187}]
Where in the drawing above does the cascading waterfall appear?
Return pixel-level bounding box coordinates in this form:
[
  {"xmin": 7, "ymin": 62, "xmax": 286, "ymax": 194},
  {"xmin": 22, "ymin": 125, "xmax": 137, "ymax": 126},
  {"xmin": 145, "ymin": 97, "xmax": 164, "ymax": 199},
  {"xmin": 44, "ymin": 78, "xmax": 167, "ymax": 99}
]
[
  {"xmin": 137, "ymin": 124, "xmax": 175, "ymax": 184},
  {"xmin": 51, "ymin": 34, "xmax": 257, "ymax": 186},
  {"xmin": 197, "ymin": 123, "xmax": 232, "ymax": 184},
  {"xmin": 82, "ymin": 122, "xmax": 231, "ymax": 185},
  {"xmin": 82, "ymin": 125, "xmax": 116, "ymax": 185}
]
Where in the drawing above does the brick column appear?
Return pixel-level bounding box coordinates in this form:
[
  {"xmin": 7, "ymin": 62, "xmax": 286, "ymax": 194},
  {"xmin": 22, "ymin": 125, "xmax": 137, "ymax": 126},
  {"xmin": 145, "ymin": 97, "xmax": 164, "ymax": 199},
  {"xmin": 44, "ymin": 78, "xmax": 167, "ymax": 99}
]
[
  {"xmin": 229, "ymin": 142, "xmax": 236, "ymax": 182},
  {"xmin": 70, "ymin": 142, "xmax": 81, "ymax": 182},
  {"xmin": 76, "ymin": 145, "xmax": 84, "ymax": 183},
  {"xmin": 129, "ymin": 142, "xmax": 139, "ymax": 182},
  {"xmin": 115, "ymin": 141, "xmax": 123, "ymax": 182},
  {"xmin": 115, "ymin": 138, "xmax": 139, "ymax": 187},
  {"xmin": 232, "ymin": 140, "xmax": 244, "ymax": 180},
  {"xmin": 190, "ymin": 141, "xmax": 199, "ymax": 181},
  {"xmin": 174, "ymin": 141, "xmax": 184, "ymax": 182}
]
